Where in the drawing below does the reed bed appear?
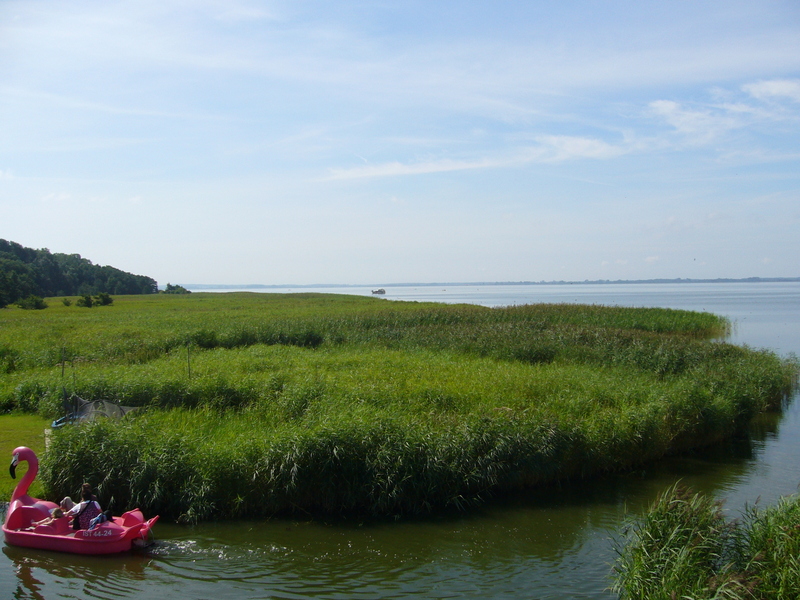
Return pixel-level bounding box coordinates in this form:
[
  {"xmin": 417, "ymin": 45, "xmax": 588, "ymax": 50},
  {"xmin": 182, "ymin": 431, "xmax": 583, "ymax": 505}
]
[
  {"xmin": 0, "ymin": 293, "xmax": 725, "ymax": 372},
  {"xmin": 1, "ymin": 293, "xmax": 797, "ymax": 521},
  {"xmin": 613, "ymin": 485, "xmax": 800, "ymax": 599}
]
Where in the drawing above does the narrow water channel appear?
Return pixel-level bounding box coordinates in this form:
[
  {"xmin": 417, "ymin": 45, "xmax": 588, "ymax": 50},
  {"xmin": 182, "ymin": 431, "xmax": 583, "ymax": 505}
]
[{"xmin": 2, "ymin": 282, "xmax": 798, "ymax": 599}]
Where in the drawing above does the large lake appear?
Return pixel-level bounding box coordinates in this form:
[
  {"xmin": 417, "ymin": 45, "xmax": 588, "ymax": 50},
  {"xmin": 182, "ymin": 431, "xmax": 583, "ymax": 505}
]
[{"xmin": 3, "ymin": 282, "xmax": 799, "ymax": 599}]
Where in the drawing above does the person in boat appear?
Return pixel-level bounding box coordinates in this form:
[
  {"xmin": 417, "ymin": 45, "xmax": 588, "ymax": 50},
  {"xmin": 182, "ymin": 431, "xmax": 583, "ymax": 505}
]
[
  {"xmin": 31, "ymin": 507, "xmax": 65, "ymax": 527},
  {"xmin": 65, "ymin": 486, "xmax": 102, "ymax": 530},
  {"xmin": 88, "ymin": 510, "xmax": 113, "ymax": 530},
  {"xmin": 60, "ymin": 482, "xmax": 97, "ymax": 513}
]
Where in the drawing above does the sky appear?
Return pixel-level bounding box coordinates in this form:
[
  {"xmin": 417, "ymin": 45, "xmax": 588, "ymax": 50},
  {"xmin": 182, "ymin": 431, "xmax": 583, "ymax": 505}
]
[{"xmin": 1, "ymin": 1, "xmax": 799, "ymax": 286}]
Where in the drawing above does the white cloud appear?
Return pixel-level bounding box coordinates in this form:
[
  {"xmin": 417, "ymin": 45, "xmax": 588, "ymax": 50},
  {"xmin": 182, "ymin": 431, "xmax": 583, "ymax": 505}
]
[
  {"xmin": 0, "ymin": 86, "xmax": 230, "ymax": 121},
  {"xmin": 327, "ymin": 135, "xmax": 626, "ymax": 180},
  {"xmin": 327, "ymin": 157, "xmax": 507, "ymax": 180},
  {"xmin": 649, "ymin": 100, "xmax": 741, "ymax": 144},
  {"xmin": 535, "ymin": 135, "xmax": 627, "ymax": 161},
  {"xmin": 743, "ymin": 79, "xmax": 800, "ymax": 103},
  {"xmin": 42, "ymin": 192, "xmax": 72, "ymax": 203},
  {"xmin": 211, "ymin": 3, "xmax": 276, "ymax": 24}
]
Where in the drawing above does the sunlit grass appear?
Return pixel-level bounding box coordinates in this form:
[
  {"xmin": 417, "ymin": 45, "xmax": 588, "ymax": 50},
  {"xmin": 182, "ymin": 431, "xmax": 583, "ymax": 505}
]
[{"xmin": 0, "ymin": 414, "xmax": 51, "ymax": 500}]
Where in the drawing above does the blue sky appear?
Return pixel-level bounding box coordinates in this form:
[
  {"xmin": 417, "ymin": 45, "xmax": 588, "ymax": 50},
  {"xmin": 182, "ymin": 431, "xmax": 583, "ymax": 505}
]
[{"xmin": 2, "ymin": 1, "xmax": 799, "ymax": 285}]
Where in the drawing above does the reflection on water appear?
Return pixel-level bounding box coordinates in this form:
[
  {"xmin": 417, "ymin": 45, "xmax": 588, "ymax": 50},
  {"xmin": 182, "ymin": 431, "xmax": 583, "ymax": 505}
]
[
  {"xmin": 2, "ymin": 545, "xmax": 154, "ymax": 600},
  {"xmin": 2, "ymin": 282, "xmax": 799, "ymax": 599}
]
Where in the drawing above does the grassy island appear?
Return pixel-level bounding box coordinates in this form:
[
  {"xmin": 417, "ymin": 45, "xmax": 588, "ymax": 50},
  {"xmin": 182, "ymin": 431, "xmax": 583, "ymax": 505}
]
[{"xmin": 0, "ymin": 293, "xmax": 796, "ymax": 522}]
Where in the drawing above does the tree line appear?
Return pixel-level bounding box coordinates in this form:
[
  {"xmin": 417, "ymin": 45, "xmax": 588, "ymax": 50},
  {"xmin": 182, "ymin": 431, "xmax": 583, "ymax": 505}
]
[{"xmin": 0, "ymin": 239, "xmax": 157, "ymax": 308}]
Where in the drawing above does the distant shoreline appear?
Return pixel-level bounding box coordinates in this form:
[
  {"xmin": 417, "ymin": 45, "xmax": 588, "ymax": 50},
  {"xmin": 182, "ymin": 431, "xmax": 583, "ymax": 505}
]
[{"xmin": 181, "ymin": 277, "xmax": 800, "ymax": 290}]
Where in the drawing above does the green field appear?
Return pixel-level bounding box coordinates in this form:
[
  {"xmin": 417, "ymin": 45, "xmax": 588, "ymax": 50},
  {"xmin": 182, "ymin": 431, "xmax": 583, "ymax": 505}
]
[{"xmin": 1, "ymin": 293, "xmax": 796, "ymax": 522}]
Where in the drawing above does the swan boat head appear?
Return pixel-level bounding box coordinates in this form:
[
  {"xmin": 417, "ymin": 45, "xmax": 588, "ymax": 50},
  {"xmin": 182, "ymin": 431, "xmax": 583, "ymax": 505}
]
[{"xmin": 6, "ymin": 446, "xmax": 58, "ymax": 528}]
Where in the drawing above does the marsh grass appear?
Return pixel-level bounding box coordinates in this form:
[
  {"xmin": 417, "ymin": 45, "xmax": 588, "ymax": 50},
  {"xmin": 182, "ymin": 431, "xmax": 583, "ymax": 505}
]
[
  {"xmin": 1, "ymin": 293, "xmax": 797, "ymax": 521},
  {"xmin": 39, "ymin": 343, "xmax": 796, "ymax": 521},
  {"xmin": 614, "ymin": 485, "xmax": 800, "ymax": 599},
  {"xmin": 0, "ymin": 293, "xmax": 726, "ymax": 372}
]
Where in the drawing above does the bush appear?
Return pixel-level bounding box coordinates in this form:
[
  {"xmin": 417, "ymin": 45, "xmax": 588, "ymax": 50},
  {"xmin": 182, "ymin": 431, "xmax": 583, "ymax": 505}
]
[
  {"xmin": 76, "ymin": 295, "xmax": 94, "ymax": 308},
  {"xmin": 96, "ymin": 292, "xmax": 113, "ymax": 306},
  {"xmin": 162, "ymin": 283, "xmax": 191, "ymax": 294},
  {"xmin": 16, "ymin": 295, "xmax": 47, "ymax": 310}
]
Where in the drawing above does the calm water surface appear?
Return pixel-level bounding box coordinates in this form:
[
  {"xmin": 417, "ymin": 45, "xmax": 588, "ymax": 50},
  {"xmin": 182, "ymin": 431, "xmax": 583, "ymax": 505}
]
[{"xmin": 3, "ymin": 282, "xmax": 799, "ymax": 599}]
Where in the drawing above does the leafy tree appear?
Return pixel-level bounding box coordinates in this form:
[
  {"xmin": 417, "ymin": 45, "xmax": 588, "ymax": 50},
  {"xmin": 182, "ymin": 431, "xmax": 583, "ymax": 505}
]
[{"xmin": 0, "ymin": 239, "xmax": 158, "ymax": 305}]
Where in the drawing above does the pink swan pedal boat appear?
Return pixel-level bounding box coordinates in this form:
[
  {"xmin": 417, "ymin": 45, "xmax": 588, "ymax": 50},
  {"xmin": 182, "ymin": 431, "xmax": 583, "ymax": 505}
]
[{"xmin": 3, "ymin": 446, "xmax": 159, "ymax": 555}]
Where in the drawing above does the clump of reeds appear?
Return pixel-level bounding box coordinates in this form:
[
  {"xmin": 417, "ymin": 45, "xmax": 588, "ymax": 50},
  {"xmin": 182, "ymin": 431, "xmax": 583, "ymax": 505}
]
[
  {"xmin": 613, "ymin": 484, "xmax": 736, "ymax": 599},
  {"xmin": 731, "ymin": 495, "xmax": 800, "ymax": 598},
  {"xmin": 613, "ymin": 485, "xmax": 800, "ymax": 599}
]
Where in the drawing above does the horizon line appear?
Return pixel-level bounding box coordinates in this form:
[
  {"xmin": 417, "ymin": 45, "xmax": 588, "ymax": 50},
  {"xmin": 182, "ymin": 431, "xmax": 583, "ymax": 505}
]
[{"xmin": 177, "ymin": 276, "xmax": 800, "ymax": 290}]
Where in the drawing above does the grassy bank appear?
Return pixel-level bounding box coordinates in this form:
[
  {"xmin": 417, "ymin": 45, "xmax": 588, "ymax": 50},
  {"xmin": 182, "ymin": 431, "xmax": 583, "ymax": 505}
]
[
  {"xmin": 613, "ymin": 485, "xmax": 800, "ymax": 599},
  {"xmin": 0, "ymin": 293, "xmax": 796, "ymax": 521},
  {"xmin": 0, "ymin": 414, "xmax": 51, "ymax": 500}
]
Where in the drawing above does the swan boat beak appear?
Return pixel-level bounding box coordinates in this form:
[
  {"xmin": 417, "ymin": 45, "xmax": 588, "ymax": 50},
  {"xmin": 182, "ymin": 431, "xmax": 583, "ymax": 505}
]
[{"xmin": 9, "ymin": 452, "xmax": 19, "ymax": 479}]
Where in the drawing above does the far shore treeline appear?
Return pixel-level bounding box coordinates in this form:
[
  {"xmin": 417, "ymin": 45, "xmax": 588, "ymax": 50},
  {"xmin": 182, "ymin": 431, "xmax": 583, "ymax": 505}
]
[
  {"xmin": 0, "ymin": 239, "xmax": 157, "ymax": 308},
  {"xmin": 0, "ymin": 292, "xmax": 796, "ymax": 524}
]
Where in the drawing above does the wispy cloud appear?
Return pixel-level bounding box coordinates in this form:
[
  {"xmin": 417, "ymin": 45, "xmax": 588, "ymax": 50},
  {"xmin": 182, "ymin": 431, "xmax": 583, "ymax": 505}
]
[
  {"xmin": 211, "ymin": 2, "xmax": 276, "ymax": 24},
  {"xmin": 648, "ymin": 100, "xmax": 741, "ymax": 145},
  {"xmin": 327, "ymin": 135, "xmax": 627, "ymax": 180},
  {"xmin": 0, "ymin": 86, "xmax": 230, "ymax": 121},
  {"xmin": 535, "ymin": 135, "xmax": 627, "ymax": 161},
  {"xmin": 41, "ymin": 192, "xmax": 72, "ymax": 203},
  {"xmin": 327, "ymin": 157, "xmax": 508, "ymax": 180},
  {"xmin": 743, "ymin": 79, "xmax": 800, "ymax": 103},
  {"xmin": 647, "ymin": 78, "xmax": 800, "ymax": 151}
]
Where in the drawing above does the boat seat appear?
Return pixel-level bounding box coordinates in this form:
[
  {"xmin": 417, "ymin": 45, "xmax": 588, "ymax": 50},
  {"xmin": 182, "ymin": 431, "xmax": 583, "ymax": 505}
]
[
  {"xmin": 121, "ymin": 510, "xmax": 143, "ymax": 528},
  {"xmin": 34, "ymin": 517, "xmax": 70, "ymax": 535},
  {"xmin": 6, "ymin": 506, "xmax": 47, "ymax": 530}
]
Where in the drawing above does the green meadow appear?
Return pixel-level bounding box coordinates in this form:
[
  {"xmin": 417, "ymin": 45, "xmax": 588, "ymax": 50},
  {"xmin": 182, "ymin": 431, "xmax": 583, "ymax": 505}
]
[{"xmin": 0, "ymin": 293, "xmax": 796, "ymax": 522}]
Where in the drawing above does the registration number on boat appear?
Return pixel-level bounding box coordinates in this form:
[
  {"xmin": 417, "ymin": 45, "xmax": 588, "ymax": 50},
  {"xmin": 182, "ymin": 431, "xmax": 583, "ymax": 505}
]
[{"xmin": 85, "ymin": 529, "xmax": 114, "ymax": 538}]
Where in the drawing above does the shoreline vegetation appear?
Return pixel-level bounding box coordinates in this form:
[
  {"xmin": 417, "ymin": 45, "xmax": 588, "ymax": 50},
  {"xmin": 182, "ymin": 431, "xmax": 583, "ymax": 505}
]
[
  {"xmin": 614, "ymin": 484, "xmax": 800, "ymax": 599},
  {"xmin": 0, "ymin": 293, "xmax": 797, "ymax": 524}
]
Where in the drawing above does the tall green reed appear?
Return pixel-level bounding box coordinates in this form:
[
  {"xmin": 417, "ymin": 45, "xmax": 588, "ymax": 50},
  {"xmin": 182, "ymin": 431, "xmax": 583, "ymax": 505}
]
[{"xmin": 614, "ymin": 485, "xmax": 800, "ymax": 600}]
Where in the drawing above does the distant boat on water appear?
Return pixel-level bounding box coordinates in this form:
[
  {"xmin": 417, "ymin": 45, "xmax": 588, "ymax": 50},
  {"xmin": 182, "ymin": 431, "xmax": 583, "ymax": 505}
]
[{"xmin": 371, "ymin": 289, "xmax": 386, "ymax": 295}]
